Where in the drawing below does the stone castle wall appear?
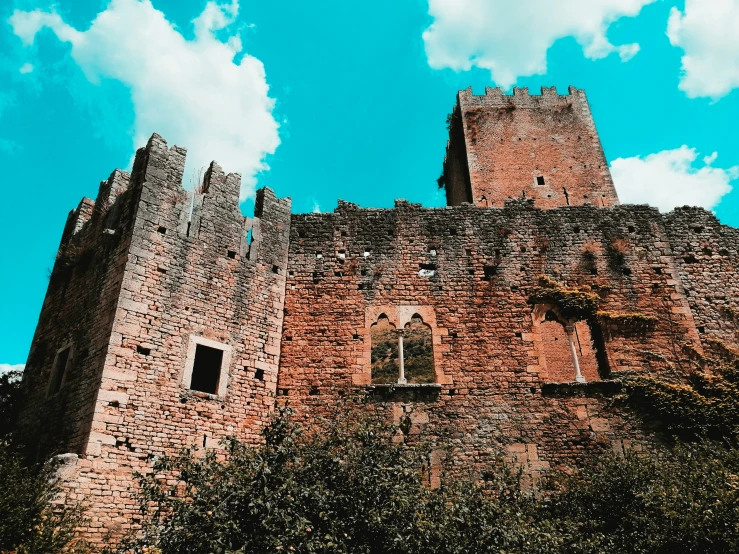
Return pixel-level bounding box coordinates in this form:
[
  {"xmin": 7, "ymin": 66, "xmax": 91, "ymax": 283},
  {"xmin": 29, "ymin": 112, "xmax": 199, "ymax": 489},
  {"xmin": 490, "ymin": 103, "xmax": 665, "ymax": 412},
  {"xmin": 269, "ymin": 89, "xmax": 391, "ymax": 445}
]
[
  {"xmin": 277, "ymin": 199, "xmax": 705, "ymax": 478},
  {"xmin": 14, "ymin": 86, "xmax": 739, "ymax": 542}
]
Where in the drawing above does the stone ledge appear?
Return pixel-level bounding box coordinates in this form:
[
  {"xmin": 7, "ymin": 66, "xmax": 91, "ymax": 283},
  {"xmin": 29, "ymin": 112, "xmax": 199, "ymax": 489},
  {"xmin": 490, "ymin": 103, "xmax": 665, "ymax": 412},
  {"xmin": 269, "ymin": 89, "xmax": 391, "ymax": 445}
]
[
  {"xmin": 541, "ymin": 380, "xmax": 622, "ymax": 397},
  {"xmin": 362, "ymin": 383, "xmax": 442, "ymax": 402}
]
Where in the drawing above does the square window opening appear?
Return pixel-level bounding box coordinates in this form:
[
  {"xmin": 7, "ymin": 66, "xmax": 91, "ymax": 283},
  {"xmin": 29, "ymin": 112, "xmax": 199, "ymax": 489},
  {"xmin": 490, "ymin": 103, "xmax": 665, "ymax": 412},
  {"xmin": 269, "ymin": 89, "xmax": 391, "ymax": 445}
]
[
  {"xmin": 536, "ymin": 176, "xmax": 545, "ymax": 186},
  {"xmin": 190, "ymin": 344, "xmax": 224, "ymax": 394}
]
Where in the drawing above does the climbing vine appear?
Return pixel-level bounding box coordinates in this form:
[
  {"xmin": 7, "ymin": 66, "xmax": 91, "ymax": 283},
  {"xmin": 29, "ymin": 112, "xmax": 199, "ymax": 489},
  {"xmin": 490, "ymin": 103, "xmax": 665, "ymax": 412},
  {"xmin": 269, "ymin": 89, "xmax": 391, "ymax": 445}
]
[{"xmin": 527, "ymin": 275, "xmax": 600, "ymax": 320}]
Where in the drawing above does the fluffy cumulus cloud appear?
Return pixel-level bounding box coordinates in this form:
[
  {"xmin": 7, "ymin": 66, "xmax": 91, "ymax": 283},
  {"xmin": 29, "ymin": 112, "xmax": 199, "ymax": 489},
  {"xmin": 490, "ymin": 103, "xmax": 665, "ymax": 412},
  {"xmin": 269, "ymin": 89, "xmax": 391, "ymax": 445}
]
[
  {"xmin": 0, "ymin": 363, "xmax": 24, "ymax": 376},
  {"xmin": 610, "ymin": 146, "xmax": 739, "ymax": 212},
  {"xmin": 423, "ymin": 0, "xmax": 655, "ymax": 87},
  {"xmin": 9, "ymin": 0, "xmax": 280, "ymax": 199},
  {"xmin": 667, "ymin": 0, "xmax": 739, "ymax": 100}
]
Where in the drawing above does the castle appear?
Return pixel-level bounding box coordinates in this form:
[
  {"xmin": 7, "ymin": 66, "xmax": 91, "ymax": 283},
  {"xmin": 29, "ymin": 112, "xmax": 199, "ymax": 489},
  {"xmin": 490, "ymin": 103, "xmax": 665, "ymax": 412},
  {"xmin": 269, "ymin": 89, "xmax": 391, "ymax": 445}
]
[{"xmin": 17, "ymin": 86, "xmax": 739, "ymax": 541}]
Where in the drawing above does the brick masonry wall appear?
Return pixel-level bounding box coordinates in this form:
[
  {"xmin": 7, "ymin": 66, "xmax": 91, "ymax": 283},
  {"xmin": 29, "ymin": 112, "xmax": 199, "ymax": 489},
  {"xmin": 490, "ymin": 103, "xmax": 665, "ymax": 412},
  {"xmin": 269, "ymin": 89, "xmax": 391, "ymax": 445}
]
[
  {"xmin": 664, "ymin": 207, "xmax": 739, "ymax": 349},
  {"xmin": 443, "ymin": 87, "xmax": 619, "ymax": 209},
  {"xmin": 278, "ymin": 200, "xmax": 701, "ymax": 478}
]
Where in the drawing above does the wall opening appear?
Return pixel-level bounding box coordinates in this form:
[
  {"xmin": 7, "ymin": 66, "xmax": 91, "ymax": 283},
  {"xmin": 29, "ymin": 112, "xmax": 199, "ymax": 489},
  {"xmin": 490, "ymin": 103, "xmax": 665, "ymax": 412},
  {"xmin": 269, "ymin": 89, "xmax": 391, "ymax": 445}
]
[
  {"xmin": 371, "ymin": 315, "xmax": 399, "ymax": 384},
  {"xmin": 370, "ymin": 313, "xmax": 436, "ymax": 385},
  {"xmin": 537, "ymin": 310, "xmax": 604, "ymax": 383},
  {"xmin": 189, "ymin": 344, "xmax": 223, "ymax": 394},
  {"xmin": 403, "ymin": 315, "xmax": 435, "ymax": 384},
  {"xmin": 536, "ymin": 176, "xmax": 545, "ymax": 186},
  {"xmin": 47, "ymin": 346, "xmax": 71, "ymax": 397}
]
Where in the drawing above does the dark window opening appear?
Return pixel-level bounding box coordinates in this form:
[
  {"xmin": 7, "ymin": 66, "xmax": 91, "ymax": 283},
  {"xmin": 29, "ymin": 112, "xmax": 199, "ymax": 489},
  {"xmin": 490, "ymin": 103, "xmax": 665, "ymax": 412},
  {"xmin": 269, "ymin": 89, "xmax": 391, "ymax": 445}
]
[
  {"xmin": 628, "ymin": 225, "xmax": 635, "ymax": 233},
  {"xmin": 157, "ymin": 226, "xmax": 167, "ymax": 234},
  {"xmin": 483, "ymin": 265, "xmax": 498, "ymax": 280},
  {"xmin": 622, "ymin": 267, "xmax": 632, "ymax": 276},
  {"xmin": 48, "ymin": 347, "xmax": 70, "ymax": 396},
  {"xmin": 309, "ymin": 386, "xmax": 319, "ymax": 395},
  {"xmin": 254, "ymin": 369, "xmax": 264, "ymax": 381},
  {"xmin": 227, "ymin": 250, "xmax": 237, "ymax": 259},
  {"xmin": 272, "ymin": 265, "xmax": 280, "ymax": 274},
  {"xmin": 189, "ymin": 344, "xmax": 224, "ymax": 394},
  {"xmin": 136, "ymin": 345, "xmax": 151, "ymax": 356},
  {"xmin": 536, "ymin": 176, "xmax": 545, "ymax": 186},
  {"xmin": 515, "ymin": 332, "xmax": 522, "ymax": 338},
  {"xmin": 698, "ymin": 326, "xmax": 705, "ymax": 334}
]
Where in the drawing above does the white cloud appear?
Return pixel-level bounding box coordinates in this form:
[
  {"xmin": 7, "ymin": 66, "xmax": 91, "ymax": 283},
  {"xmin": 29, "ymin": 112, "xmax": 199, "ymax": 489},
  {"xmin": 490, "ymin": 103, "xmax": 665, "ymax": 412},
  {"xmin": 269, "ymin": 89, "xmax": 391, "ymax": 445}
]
[
  {"xmin": 8, "ymin": 0, "xmax": 280, "ymax": 199},
  {"xmin": 423, "ymin": 0, "xmax": 655, "ymax": 87},
  {"xmin": 667, "ymin": 0, "xmax": 739, "ymax": 100},
  {"xmin": 0, "ymin": 363, "xmax": 24, "ymax": 376},
  {"xmin": 18, "ymin": 62, "xmax": 33, "ymax": 74},
  {"xmin": 610, "ymin": 146, "xmax": 739, "ymax": 212}
]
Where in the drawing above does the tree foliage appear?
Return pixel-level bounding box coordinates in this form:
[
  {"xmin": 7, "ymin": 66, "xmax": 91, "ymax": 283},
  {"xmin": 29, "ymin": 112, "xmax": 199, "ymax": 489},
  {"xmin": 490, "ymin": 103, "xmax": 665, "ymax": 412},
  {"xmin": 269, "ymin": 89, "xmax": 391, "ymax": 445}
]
[
  {"xmin": 0, "ymin": 370, "xmax": 88, "ymax": 554},
  {"xmin": 0, "ymin": 441, "xmax": 88, "ymax": 554},
  {"xmin": 118, "ymin": 407, "xmax": 739, "ymax": 554}
]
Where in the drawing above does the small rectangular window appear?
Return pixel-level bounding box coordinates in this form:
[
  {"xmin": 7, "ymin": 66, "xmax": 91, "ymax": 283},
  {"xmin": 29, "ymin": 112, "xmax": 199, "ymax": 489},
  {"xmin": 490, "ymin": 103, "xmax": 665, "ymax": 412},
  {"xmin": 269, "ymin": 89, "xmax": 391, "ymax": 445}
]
[
  {"xmin": 536, "ymin": 176, "xmax": 545, "ymax": 186},
  {"xmin": 190, "ymin": 345, "xmax": 224, "ymax": 394},
  {"xmin": 48, "ymin": 347, "xmax": 71, "ymax": 396}
]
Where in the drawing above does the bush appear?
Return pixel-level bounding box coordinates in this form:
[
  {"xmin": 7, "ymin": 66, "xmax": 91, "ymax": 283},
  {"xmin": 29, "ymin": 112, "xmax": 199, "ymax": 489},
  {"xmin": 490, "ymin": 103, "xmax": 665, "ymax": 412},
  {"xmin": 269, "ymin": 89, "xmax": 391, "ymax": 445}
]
[
  {"xmin": 0, "ymin": 441, "xmax": 88, "ymax": 554},
  {"xmin": 544, "ymin": 444, "xmax": 739, "ymax": 554},
  {"xmin": 121, "ymin": 407, "xmax": 556, "ymax": 554},
  {"xmin": 0, "ymin": 369, "xmax": 87, "ymax": 554},
  {"xmin": 118, "ymin": 407, "xmax": 739, "ymax": 554}
]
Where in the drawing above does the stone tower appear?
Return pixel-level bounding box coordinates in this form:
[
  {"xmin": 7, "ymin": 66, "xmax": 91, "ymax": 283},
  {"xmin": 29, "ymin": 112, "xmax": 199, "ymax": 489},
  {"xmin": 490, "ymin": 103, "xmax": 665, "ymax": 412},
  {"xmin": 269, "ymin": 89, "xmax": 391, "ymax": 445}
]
[
  {"xmin": 17, "ymin": 134, "xmax": 292, "ymax": 536},
  {"xmin": 441, "ymin": 86, "xmax": 619, "ymax": 209}
]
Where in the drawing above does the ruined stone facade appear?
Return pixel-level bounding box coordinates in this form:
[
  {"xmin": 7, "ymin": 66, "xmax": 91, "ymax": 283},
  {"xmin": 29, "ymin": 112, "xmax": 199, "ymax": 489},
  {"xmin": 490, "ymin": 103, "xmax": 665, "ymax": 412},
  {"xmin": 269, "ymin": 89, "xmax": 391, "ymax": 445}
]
[{"xmin": 17, "ymin": 87, "xmax": 739, "ymax": 541}]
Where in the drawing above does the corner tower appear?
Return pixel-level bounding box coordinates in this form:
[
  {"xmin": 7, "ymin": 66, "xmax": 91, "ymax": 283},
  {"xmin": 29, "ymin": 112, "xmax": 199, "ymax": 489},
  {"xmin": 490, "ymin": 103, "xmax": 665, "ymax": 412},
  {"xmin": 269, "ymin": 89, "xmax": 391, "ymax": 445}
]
[{"xmin": 441, "ymin": 86, "xmax": 619, "ymax": 209}]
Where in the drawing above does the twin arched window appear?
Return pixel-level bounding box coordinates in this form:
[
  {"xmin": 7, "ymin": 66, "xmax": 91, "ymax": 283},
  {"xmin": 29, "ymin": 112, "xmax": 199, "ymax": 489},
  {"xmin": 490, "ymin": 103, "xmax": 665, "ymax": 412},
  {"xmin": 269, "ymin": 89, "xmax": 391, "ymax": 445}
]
[{"xmin": 370, "ymin": 314, "xmax": 434, "ymax": 384}]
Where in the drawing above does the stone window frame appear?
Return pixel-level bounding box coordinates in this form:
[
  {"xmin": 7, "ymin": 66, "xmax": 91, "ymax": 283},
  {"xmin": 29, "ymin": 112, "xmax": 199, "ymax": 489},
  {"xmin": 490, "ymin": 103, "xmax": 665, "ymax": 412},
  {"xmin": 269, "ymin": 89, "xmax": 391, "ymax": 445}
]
[
  {"xmin": 182, "ymin": 335, "xmax": 232, "ymax": 397},
  {"xmin": 353, "ymin": 305, "xmax": 452, "ymax": 386},
  {"xmin": 529, "ymin": 304, "xmax": 607, "ymax": 383},
  {"xmin": 47, "ymin": 343, "xmax": 73, "ymax": 398}
]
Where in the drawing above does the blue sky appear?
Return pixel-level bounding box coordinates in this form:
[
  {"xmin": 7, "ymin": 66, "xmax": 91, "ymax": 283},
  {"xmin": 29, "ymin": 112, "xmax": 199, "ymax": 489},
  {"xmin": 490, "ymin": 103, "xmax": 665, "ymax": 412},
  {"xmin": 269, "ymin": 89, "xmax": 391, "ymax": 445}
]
[{"xmin": 1, "ymin": 0, "xmax": 738, "ymax": 367}]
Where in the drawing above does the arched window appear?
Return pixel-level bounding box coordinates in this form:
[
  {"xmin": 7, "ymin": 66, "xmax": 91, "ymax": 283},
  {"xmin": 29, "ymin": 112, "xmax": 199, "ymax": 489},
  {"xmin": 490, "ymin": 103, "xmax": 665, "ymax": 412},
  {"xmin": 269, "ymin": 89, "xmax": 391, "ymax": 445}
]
[
  {"xmin": 370, "ymin": 313, "xmax": 436, "ymax": 384},
  {"xmin": 403, "ymin": 315, "xmax": 435, "ymax": 384},
  {"xmin": 371, "ymin": 315, "xmax": 400, "ymax": 384}
]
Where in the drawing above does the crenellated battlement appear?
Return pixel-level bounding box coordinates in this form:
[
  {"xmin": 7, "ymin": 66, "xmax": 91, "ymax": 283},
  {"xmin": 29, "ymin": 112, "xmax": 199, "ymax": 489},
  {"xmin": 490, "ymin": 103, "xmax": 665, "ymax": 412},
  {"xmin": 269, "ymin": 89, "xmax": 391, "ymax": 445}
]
[{"xmin": 457, "ymin": 85, "xmax": 588, "ymax": 109}]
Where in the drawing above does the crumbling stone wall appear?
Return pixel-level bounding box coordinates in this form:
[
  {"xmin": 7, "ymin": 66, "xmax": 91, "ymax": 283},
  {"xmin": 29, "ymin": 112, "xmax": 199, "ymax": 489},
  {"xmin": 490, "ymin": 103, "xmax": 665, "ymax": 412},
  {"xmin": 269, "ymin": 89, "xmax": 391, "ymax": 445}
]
[
  {"xmin": 664, "ymin": 207, "xmax": 739, "ymax": 349},
  {"xmin": 442, "ymin": 87, "xmax": 619, "ymax": 209},
  {"xmin": 278, "ymin": 200, "xmax": 700, "ymax": 477}
]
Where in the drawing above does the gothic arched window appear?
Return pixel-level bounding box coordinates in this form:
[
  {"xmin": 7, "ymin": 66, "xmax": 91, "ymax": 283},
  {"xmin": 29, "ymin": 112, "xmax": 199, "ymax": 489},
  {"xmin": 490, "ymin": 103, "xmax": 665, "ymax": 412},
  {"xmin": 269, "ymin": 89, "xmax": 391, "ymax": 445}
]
[{"xmin": 370, "ymin": 313, "xmax": 435, "ymax": 384}]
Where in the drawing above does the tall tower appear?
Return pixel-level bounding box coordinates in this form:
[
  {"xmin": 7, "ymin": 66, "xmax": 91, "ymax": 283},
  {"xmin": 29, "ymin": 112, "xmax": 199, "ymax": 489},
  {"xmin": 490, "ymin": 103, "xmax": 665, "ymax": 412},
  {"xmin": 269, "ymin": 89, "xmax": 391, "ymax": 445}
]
[
  {"xmin": 17, "ymin": 134, "xmax": 291, "ymax": 539},
  {"xmin": 441, "ymin": 86, "xmax": 619, "ymax": 209}
]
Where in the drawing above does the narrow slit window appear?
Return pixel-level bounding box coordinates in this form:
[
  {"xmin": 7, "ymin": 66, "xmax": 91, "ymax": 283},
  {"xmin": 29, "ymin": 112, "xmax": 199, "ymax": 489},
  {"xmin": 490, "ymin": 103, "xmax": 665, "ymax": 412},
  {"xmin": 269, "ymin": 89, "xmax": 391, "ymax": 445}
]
[
  {"xmin": 189, "ymin": 344, "xmax": 224, "ymax": 394},
  {"xmin": 48, "ymin": 346, "xmax": 71, "ymax": 396}
]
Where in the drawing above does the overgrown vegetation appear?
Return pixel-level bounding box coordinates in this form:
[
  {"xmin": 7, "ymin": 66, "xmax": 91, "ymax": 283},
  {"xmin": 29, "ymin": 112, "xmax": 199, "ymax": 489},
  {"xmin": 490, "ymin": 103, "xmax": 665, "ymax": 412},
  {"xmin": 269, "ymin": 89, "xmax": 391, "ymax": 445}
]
[
  {"xmin": 0, "ymin": 370, "xmax": 89, "ymax": 554},
  {"xmin": 528, "ymin": 275, "xmax": 601, "ymax": 320},
  {"xmin": 618, "ymin": 337, "xmax": 739, "ymax": 443},
  {"xmin": 115, "ymin": 407, "xmax": 739, "ymax": 554}
]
